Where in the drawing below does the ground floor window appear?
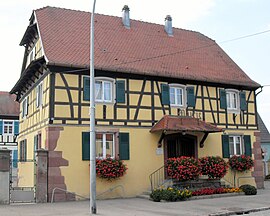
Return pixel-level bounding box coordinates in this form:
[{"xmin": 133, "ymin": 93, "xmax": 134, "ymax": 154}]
[
  {"xmin": 82, "ymin": 131, "xmax": 130, "ymax": 161},
  {"xmin": 229, "ymin": 135, "xmax": 244, "ymax": 156},
  {"xmin": 19, "ymin": 139, "xmax": 27, "ymax": 161},
  {"xmin": 96, "ymin": 133, "xmax": 115, "ymax": 158}
]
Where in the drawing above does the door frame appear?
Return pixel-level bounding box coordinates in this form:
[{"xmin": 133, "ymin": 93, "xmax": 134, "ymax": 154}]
[{"xmin": 164, "ymin": 133, "xmax": 198, "ymax": 163}]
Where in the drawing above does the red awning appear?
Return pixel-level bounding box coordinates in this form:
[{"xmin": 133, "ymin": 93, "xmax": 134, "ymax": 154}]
[{"xmin": 150, "ymin": 115, "xmax": 222, "ymax": 133}]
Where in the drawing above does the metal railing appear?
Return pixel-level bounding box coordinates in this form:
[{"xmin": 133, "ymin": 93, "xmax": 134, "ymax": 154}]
[
  {"xmin": 149, "ymin": 166, "xmax": 172, "ymax": 191},
  {"xmin": 51, "ymin": 187, "xmax": 88, "ymax": 203}
]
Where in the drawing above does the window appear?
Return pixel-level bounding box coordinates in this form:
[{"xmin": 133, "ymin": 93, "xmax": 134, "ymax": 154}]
[
  {"xmin": 96, "ymin": 133, "xmax": 115, "ymax": 158},
  {"xmin": 226, "ymin": 90, "xmax": 239, "ymax": 110},
  {"xmin": 220, "ymin": 89, "xmax": 247, "ymax": 113},
  {"xmin": 36, "ymin": 82, "xmax": 43, "ymax": 108},
  {"xmin": 3, "ymin": 121, "xmax": 13, "ymax": 134},
  {"xmin": 22, "ymin": 97, "xmax": 28, "ymax": 118},
  {"xmin": 169, "ymin": 84, "xmax": 186, "ymax": 107},
  {"xmin": 95, "ymin": 80, "xmax": 113, "ymax": 102},
  {"xmin": 222, "ymin": 134, "xmax": 252, "ymax": 158},
  {"xmin": 82, "ymin": 131, "xmax": 130, "ymax": 160},
  {"xmin": 83, "ymin": 77, "xmax": 116, "ymax": 103},
  {"xmin": 229, "ymin": 135, "xmax": 244, "ymax": 156},
  {"xmin": 19, "ymin": 139, "xmax": 27, "ymax": 162}
]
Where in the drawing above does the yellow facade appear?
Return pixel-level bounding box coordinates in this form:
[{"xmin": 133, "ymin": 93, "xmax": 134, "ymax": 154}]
[{"xmin": 17, "ymin": 69, "xmax": 260, "ymax": 200}]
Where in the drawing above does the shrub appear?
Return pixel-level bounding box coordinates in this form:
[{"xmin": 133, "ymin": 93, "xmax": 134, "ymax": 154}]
[
  {"xmin": 96, "ymin": 158, "xmax": 127, "ymax": 180},
  {"xmin": 199, "ymin": 156, "xmax": 228, "ymax": 179},
  {"xmin": 239, "ymin": 184, "xmax": 257, "ymax": 195},
  {"xmin": 229, "ymin": 155, "xmax": 254, "ymax": 172},
  {"xmin": 150, "ymin": 187, "xmax": 192, "ymax": 202},
  {"xmin": 166, "ymin": 156, "xmax": 201, "ymax": 181}
]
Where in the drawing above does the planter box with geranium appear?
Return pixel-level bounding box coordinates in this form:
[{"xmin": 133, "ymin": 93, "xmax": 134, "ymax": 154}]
[
  {"xmin": 166, "ymin": 156, "xmax": 201, "ymax": 181},
  {"xmin": 96, "ymin": 158, "xmax": 127, "ymax": 181},
  {"xmin": 229, "ymin": 155, "xmax": 254, "ymax": 172},
  {"xmin": 199, "ymin": 156, "xmax": 228, "ymax": 179}
]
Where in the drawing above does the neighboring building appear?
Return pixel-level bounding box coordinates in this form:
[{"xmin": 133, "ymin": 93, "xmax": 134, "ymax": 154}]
[
  {"xmin": 257, "ymin": 114, "xmax": 270, "ymax": 176},
  {"xmin": 10, "ymin": 6, "xmax": 263, "ymax": 201},
  {"xmin": 0, "ymin": 91, "xmax": 20, "ymax": 183}
]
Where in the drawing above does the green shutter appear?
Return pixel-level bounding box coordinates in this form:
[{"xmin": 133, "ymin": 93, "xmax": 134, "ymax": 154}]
[
  {"xmin": 119, "ymin": 133, "xmax": 130, "ymax": 160},
  {"xmin": 0, "ymin": 120, "xmax": 2, "ymax": 135},
  {"xmin": 222, "ymin": 135, "xmax": 230, "ymax": 158},
  {"xmin": 186, "ymin": 86, "xmax": 195, "ymax": 107},
  {"xmin": 244, "ymin": 135, "xmax": 252, "ymax": 157},
  {"xmin": 161, "ymin": 84, "xmax": 170, "ymax": 105},
  {"xmin": 240, "ymin": 92, "xmax": 247, "ymax": 111},
  {"xmin": 14, "ymin": 121, "xmax": 19, "ymax": 135},
  {"xmin": 116, "ymin": 80, "xmax": 126, "ymax": 103},
  {"xmin": 83, "ymin": 77, "xmax": 90, "ymax": 101},
  {"xmin": 82, "ymin": 132, "xmax": 90, "ymax": 160},
  {"xmin": 219, "ymin": 89, "xmax": 227, "ymax": 109}
]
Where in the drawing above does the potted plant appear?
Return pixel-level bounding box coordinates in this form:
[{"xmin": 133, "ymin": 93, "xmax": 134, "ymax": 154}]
[{"xmin": 199, "ymin": 156, "xmax": 228, "ymax": 179}]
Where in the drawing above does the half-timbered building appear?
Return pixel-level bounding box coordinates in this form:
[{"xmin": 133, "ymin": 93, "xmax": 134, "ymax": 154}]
[{"xmin": 10, "ymin": 6, "xmax": 263, "ymax": 201}]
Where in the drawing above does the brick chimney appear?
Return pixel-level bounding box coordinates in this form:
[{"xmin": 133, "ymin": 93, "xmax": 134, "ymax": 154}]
[
  {"xmin": 165, "ymin": 15, "xmax": 173, "ymax": 36},
  {"xmin": 122, "ymin": 5, "xmax": 130, "ymax": 29}
]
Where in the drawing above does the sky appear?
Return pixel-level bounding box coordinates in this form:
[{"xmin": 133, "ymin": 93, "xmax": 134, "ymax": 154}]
[{"xmin": 0, "ymin": 0, "xmax": 269, "ymax": 129}]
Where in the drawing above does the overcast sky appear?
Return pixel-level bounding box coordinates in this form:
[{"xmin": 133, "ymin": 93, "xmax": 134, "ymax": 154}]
[{"xmin": 0, "ymin": 0, "xmax": 269, "ymax": 129}]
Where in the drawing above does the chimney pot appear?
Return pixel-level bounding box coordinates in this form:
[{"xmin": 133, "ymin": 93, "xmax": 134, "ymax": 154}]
[
  {"xmin": 165, "ymin": 15, "xmax": 173, "ymax": 36},
  {"xmin": 122, "ymin": 5, "xmax": 130, "ymax": 29}
]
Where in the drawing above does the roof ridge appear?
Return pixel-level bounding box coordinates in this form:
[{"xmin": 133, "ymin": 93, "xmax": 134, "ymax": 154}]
[{"xmin": 34, "ymin": 6, "xmax": 211, "ymax": 39}]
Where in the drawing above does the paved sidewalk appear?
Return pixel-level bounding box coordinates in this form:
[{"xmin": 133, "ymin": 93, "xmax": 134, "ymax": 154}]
[{"xmin": 1, "ymin": 182, "xmax": 270, "ymax": 216}]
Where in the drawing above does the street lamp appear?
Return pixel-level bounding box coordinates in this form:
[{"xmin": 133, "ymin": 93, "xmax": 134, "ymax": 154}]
[{"xmin": 90, "ymin": 0, "xmax": 97, "ymax": 214}]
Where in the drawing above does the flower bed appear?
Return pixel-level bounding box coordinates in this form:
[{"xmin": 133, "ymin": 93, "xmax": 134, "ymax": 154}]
[
  {"xmin": 96, "ymin": 158, "xmax": 127, "ymax": 180},
  {"xmin": 166, "ymin": 156, "xmax": 201, "ymax": 181},
  {"xmin": 199, "ymin": 156, "xmax": 228, "ymax": 179},
  {"xmin": 192, "ymin": 187, "xmax": 242, "ymax": 196},
  {"xmin": 150, "ymin": 187, "xmax": 192, "ymax": 202},
  {"xmin": 229, "ymin": 155, "xmax": 254, "ymax": 172}
]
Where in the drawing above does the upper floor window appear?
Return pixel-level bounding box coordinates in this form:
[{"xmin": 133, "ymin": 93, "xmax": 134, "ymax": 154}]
[
  {"xmin": 219, "ymin": 89, "xmax": 247, "ymax": 113},
  {"xmin": 161, "ymin": 84, "xmax": 195, "ymax": 108},
  {"xmin": 22, "ymin": 97, "xmax": 28, "ymax": 118},
  {"xmin": 169, "ymin": 85, "xmax": 185, "ymax": 107},
  {"xmin": 3, "ymin": 121, "xmax": 13, "ymax": 134},
  {"xmin": 83, "ymin": 77, "xmax": 126, "ymax": 104},
  {"xmin": 226, "ymin": 90, "xmax": 239, "ymax": 110},
  {"xmin": 36, "ymin": 82, "xmax": 43, "ymax": 108},
  {"xmin": 95, "ymin": 80, "xmax": 113, "ymax": 103}
]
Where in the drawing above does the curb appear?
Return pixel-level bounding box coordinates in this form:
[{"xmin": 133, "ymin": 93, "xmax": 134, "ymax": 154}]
[{"xmin": 209, "ymin": 206, "xmax": 270, "ymax": 216}]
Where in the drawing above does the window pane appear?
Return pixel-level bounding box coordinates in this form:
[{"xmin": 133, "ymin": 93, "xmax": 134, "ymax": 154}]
[
  {"xmin": 95, "ymin": 81, "xmax": 102, "ymax": 100},
  {"xmin": 226, "ymin": 93, "xmax": 231, "ymax": 108},
  {"xmin": 229, "ymin": 137, "xmax": 234, "ymax": 155},
  {"xmin": 169, "ymin": 88, "xmax": 175, "ymax": 104},
  {"xmin": 96, "ymin": 133, "xmax": 103, "ymax": 157},
  {"xmin": 232, "ymin": 93, "xmax": 237, "ymax": 108},
  {"xmin": 176, "ymin": 88, "xmax": 183, "ymax": 105},
  {"xmin": 106, "ymin": 140, "xmax": 113, "ymax": 158},
  {"xmin": 104, "ymin": 82, "xmax": 112, "ymax": 101}
]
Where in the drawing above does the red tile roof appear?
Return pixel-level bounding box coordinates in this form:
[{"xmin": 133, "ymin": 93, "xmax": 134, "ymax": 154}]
[
  {"xmin": 33, "ymin": 6, "xmax": 259, "ymax": 88},
  {"xmin": 0, "ymin": 92, "xmax": 19, "ymax": 118},
  {"xmin": 150, "ymin": 115, "xmax": 222, "ymax": 133}
]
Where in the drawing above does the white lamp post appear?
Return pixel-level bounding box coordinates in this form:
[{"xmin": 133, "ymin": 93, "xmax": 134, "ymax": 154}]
[{"xmin": 90, "ymin": 0, "xmax": 97, "ymax": 214}]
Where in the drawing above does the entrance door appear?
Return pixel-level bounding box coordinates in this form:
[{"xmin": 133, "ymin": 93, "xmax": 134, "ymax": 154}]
[{"xmin": 165, "ymin": 134, "xmax": 197, "ymax": 159}]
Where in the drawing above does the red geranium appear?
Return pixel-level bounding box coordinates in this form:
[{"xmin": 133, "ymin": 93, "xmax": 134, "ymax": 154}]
[
  {"xmin": 166, "ymin": 156, "xmax": 201, "ymax": 181},
  {"xmin": 229, "ymin": 155, "xmax": 254, "ymax": 172},
  {"xmin": 199, "ymin": 156, "xmax": 228, "ymax": 179},
  {"xmin": 96, "ymin": 158, "xmax": 127, "ymax": 180}
]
